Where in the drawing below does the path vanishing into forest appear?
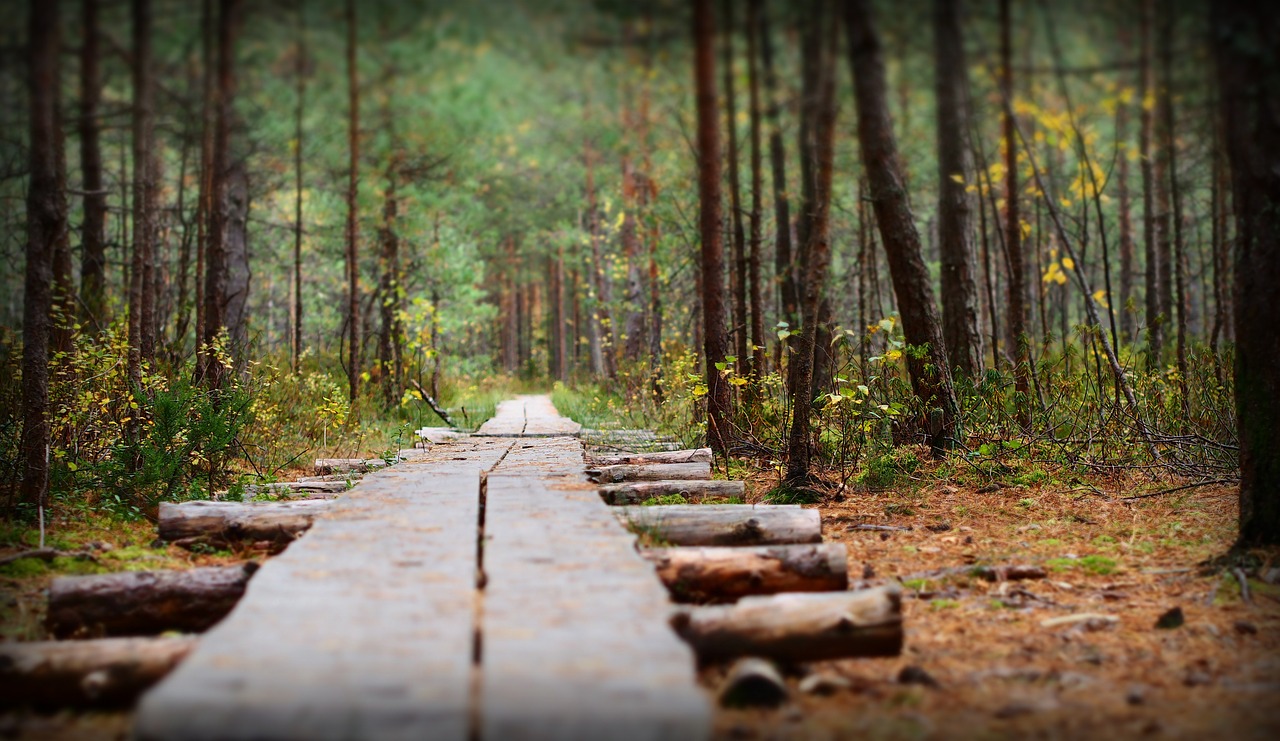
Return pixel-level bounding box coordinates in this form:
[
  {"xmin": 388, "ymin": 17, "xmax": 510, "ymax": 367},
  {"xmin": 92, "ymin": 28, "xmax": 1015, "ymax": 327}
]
[{"xmin": 133, "ymin": 395, "xmax": 711, "ymax": 740}]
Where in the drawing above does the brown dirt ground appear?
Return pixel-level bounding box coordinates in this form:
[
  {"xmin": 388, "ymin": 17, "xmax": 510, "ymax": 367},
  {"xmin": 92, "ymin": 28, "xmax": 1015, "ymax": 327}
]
[{"xmin": 712, "ymin": 466, "xmax": 1280, "ymax": 740}]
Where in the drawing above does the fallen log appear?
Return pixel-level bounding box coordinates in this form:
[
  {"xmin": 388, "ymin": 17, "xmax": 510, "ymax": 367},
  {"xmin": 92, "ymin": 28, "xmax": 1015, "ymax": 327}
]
[
  {"xmin": 46, "ymin": 563, "xmax": 258, "ymax": 638},
  {"xmin": 614, "ymin": 505, "xmax": 822, "ymax": 546},
  {"xmin": 313, "ymin": 458, "xmax": 386, "ymax": 474},
  {"xmin": 0, "ymin": 636, "xmax": 196, "ymax": 709},
  {"xmin": 245, "ymin": 480, "xmax": 348, "ymax": 498},
  {"xmin": 672, "ymin": 586, "xmax": 903, "ymax": 663},
  {"xmin": 587, "ymin": 461, "xmax": 712, "ymax": 483},
  {"xmin": 587, "ymin": 448, "xmax": 713, "ymax": 466},
  {"xmin": 158, "ymin": 499, "xmax": 331, "ymax": 549},
  {"xmin": 641, "ymin": 543, "xmax": 847, "ymax": 602},
  {"xmin": 599, "ymin": 479, "xmax": 745, "ymax": 505}
]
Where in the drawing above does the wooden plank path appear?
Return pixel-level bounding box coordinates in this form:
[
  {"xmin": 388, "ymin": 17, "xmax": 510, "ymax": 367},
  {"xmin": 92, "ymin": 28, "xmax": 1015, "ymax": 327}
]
[{"xmin": 134, "ymin": 396, "xmax": 708, "ymax": 740}]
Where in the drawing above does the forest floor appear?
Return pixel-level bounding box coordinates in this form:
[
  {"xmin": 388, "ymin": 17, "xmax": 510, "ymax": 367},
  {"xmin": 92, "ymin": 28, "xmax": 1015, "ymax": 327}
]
[
  {"xmin": 3, "ymin": 448, "xmax": 1278, "ymax": 740},
  {"xmin": 713, "ymin": 457, "xmax": 1280, "ymax": 740}
]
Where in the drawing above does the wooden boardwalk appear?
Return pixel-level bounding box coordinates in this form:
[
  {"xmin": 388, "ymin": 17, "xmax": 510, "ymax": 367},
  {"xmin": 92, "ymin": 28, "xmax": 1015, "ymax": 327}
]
[{"xmin": 134, "ymin": 396, "xmax": 708, "ymax": 740}]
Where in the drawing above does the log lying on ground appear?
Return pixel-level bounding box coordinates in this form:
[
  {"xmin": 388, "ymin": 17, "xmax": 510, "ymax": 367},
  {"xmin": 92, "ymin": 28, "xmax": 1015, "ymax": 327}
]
[
  {"xmin": 46, "ymin": 564, "xmax": 257, "ymax": 638},
  {"xmin": 600, "ymin": 480, "xmax": 745, "ymax": 505},
  {"xmin": 245, "ymin": 480, "xmax": 348, "ymax": 498},
  {"xmin": 0, "ymin": 636, "xmax": 197, "ymax": 709},
  {"xmin": 672, "ymin": 586, "xmax": 903, "ymax": 662},
  {"xmin": 614, "ymin": 505, "xmax": 822, "ymax": 546},
  {"xmin": 313, "ymin": 458, "xmax": 387, "ymax": 474},
  {"xmin": 641, "ymin": 543, "xmax": 847, "ymax": 602},
  {"xmin": 587, "ymin": 448, "xmax": 713, "ymax": 466},
  {"xmin": 587, "ymin": 461, "xmax": 712, "ymax": 484},
  {"xmin": 158, "ymin": 499, "xmax": 331, "ymax": 549}
]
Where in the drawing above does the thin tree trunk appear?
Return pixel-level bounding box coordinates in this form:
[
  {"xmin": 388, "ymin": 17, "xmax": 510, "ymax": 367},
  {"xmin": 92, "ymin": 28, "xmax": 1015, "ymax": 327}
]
[
  {"xmin": 846, "ymin": 0, "xmax": 961, "ymax": 455},
  {"xmin": 128, "ymin": 0, "xmax": 154, "ymax": 397},
  {"xmin": 194, "ymin": 0, "xmax": 213, "ymax": 356},
  {"xmin": 293, "ymin": 0, "xmax": 305, "ymax": 373},
  {"xmin": 1000, "ymin": 0, "xmax": 1030, "ymax": 429},
  {"xmin": 345, "ymin": 0, "xmax": 361, "ymax": 400},
  {"xmin": 757, "ymin": 0, "xmax": 795, "ymax": 346},
  {"xmin": 197, "ymin": 0, "xmax": 239, "ymax": 391},
  {"xmin": 1139, "ymin": 0, "xmax": 1161, "ymax": 366},
  {"xmin": 722, "ymin": 0, "xmax": 749, "ymax": 372},
  {"xmin": 1116, "ymin": 71, "xmax": 1135, "ymax": 345},
  {"xmin": 1159, "ymin": 1, "xmax": 1189, "ymax": 413},
  {"xmin": 20, "ymin": 0, "xmax": 64, "ymax": 510},
  {"xmin": 933, "ymin": 0, "xmax": 982, "ymax": 379},
  {"xmin": 693, "ymin": 0, "xmax": 731, "ymax": 454},
  {"xmin": 745, "ymin": 0, "xmax": 766, "ymax": 379},
  {"xmin": 377, "ymin": 156, "xmax": 400, "ymax": 408},
  {"xmin": 78, "ymin": 0, "xmax": 107, "ymax": 331}
]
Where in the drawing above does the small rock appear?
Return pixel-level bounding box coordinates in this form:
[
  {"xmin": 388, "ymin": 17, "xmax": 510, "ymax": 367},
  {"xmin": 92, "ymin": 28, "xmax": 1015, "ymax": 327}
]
[
  {"xmin": 1017, "ymin": 523, "xmax": 1042, "ymax": 533},
  {"xmin": 1234, "ymin": 620, "xmax": 1259, "ymax": 635},
  {"xmin": 898, "ymin": 665, "xmax": 941, "ymax": 689},
  {"xmin": 799, "ymin": 672, "xmax": 851, "ymax": 696},
  {"xmin": 1155, "ymin": 607, "xmax": 1185, "ymax": 630},
  {"xmin": 1126, "ymin": 684, "xmax": 1147, "ymax": 705},
  {"xmin": 880, "ymin": 532, "xmax": 892, "ymax": 541},
  {"xmin": 862, "ymin": 563, "xmax": 876, "ymax": 579},
  {"xmin": 963, "ymin": 535, "xmax": 974, "ymax": 545},
  {"xmin": 926, "ymin": 522, "xmax": 952, "ymax": 533}
]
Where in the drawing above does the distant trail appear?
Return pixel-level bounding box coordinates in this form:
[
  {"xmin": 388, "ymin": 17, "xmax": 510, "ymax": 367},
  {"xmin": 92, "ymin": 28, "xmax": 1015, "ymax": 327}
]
[{"xmin": 134, "ymin": 394, "xmax": 709, "ymax": 741}]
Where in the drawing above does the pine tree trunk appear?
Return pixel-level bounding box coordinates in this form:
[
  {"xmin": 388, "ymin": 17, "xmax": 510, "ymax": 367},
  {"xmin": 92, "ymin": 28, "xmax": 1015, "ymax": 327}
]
[
  {"xmin": 79, "ymin": 0, "xmax": 107, "ymax": 331},
  {"xmin": 933, "ymin": 0, "xmax": 982, "ymax": 379},
  {"xmin": 20, "ymin": 0, "xmax": 64, "ymax": 511},
  {"xmin": 693, "ymin": 0, "xmax": 731, "ymax": 454},
  {"xmin": 1000, "ymin": 0, "xmax": 1030, "ymax": 429},
  {"xmin": 784, "ymin": 0, "xmax": 837, "ymax": 484},
  {"xmin": 846, "ymin": 0, "xmax": 961, "ymax": 455},
  {"xmin": 1139, "ymin": 0, "xmax": 1162, "ymax": 366},
  {"xmin": 1211, "ymin": 0, "xmax": 1280, "ymax": 546},
  {"xmin": 1116, "ymin": 76, "xmax": 1136, "ymax": 345},
  {"xmin": 722, "ymin": 0, "xmax": 749, "ymax": 373},
  {"xmin": 1159, "ymin": 2, "xmax": 1189, "ymax": 413},
  {"xmin": 345, "ymin": 0, "xmax": 361, "ymax": 401},
  {"xmin": 757, "ymin": 0, "xmax": 795, "ymax": 346},
  {"xmin": 745, "ymin": 0, "xmax": 766, "ymax": 379},
  {"xmin": 293, "ymin": 1, "xmax": 306, "ymax": 373},
  {"xmin": 128, "ymin": 0, "xmax": 154, "ymax": 396}
]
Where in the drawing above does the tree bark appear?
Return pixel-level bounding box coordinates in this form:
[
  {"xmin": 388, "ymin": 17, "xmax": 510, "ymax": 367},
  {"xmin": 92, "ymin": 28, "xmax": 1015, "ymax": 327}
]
[
  {"xmin": 1211, "ymin": 0, "xmax": 1280, "ymax": 546},
  {"xmin": 79, "ymin": 0, "xmax": 107, "ymax": 330},
  {"xmin": 1116, "ymin": 71, "xmax": 1136, "ymax": 344},
  {"xmin": 641, "ymin": 543, "xmax": 848, "ymax": 603},
  {"xmin": 846, "ymin": 0, "xmax": 961, "ymax": 454},
  {"xmin": 933, "ymin": 0, "xmax": 982, "ymax": 378},
  {"xmin": 614, "ymin": 504, "xmax": 821, "ymax": 546},
  {"xmin": 1158, "ymin": 1, "xmax": 1189, "ymax": 412},
  {"xmin": 0, "ymin": 636, "xmax": 196, "ymax": 709},
  {"xmin": 223, "ymin": 161, "xmax": 250, "ymax": 356},
  {"xmin": 157, "ymin": 499, "xmax": 330, "ymax": 549},
  {"xmin": 671, "ymin": 586, "xmax": 903, "ymax": 662},
  {"xmin": 599, "ymin": 479, "xmax": 745, "ymax": 505},
  {"xmin": 128, "ymin": 0, "xmax": 154, "ymax": 396},
  {"xmin": 693, "ymin": 0, "xmax": 732, "ymax": 454},
  {"xmin": 378, "ymin": 155, "xmax": 401, "ymax": 408},
  {"xmin": 345, "ymin": 0, "xmax": 361, "ymax": 401},
  {"xmin": 1139, "ymin": 0, "xmax": 1162, "ymax": 366},
  {"xmin": 46, "ymin": 564, "xmax": 257, "ymax": 638},
  {"xmin": 19, "ymin": 0, "xmax": 64, "ymax": 511},
  {"xmin": 293, "ymin": 0, "xmax": 306, "ymax": 373}
]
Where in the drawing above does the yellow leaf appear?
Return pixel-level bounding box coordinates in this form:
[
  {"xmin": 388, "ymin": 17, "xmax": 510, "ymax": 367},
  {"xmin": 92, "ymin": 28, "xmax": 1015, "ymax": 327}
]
[
  {"xmin": 1093, "ymin": 289, "xmax": 1109, "ymax": 308},
  {"xmin": 949, "ymin": 173, "xmax": 965, "ymax": 184},
  {"xmin": 1062, "ymin": 257, "xmax": 1075, "ymax": 270}
]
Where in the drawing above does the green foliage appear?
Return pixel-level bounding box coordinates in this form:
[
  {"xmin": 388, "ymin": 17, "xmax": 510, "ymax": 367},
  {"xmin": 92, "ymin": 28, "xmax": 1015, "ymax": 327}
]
[
  {"xmin": 1047, "ymin": 555, "xmax": 1118, "ymax": 575},
  {"xmin": 859, "ymin": 448, "xmax": 922, "ymax": 489},
  {"xmin": 641, "ymin": 494, "xmax": 687, "ymax": 507}
]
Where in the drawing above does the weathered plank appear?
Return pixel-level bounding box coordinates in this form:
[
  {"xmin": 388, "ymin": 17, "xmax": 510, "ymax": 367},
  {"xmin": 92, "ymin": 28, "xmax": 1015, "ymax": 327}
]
[
  {"xmin": 599, "ymin": 480, "xmax": 745, "ymax": 505},
  {"xmin": 134, "ymin": 464, "xmax": 490, "ymax": 741},
  {"xmin": 481, "ymin": 438, "xmax": 710, "ymax": 740},
  {"xmin": 614, "ymin": 505, "xmax": 823, "ymax": 546},
  {"xmin": 476, "ymin": 395, "xmax": 581, "ymax": 437}
]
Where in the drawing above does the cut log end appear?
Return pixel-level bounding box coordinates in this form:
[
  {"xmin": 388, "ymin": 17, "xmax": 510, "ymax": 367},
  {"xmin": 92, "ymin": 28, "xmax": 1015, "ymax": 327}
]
[
  {"xmin": 642, "ymin": 543, "xmax": 848, "ymax": 602},
  {"xmin": 0, "ymin": 636, "xmax": 197, "ymax": 709}
]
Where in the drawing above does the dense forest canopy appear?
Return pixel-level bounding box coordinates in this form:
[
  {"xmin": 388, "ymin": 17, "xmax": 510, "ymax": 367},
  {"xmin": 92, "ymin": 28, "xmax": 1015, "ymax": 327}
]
[{"xmin": 0, "ymin": 0, "xmax": 1276, "ymax": 548}]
